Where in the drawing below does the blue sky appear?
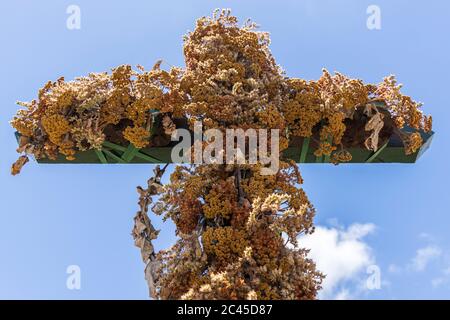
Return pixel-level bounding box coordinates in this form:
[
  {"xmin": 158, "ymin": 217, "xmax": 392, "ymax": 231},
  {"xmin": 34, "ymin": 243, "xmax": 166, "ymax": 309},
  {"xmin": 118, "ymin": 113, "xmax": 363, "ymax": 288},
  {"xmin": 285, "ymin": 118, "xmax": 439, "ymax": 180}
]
[{"xmin": 1, "ymin": 0, "xmax": 449, "ymax": 299}]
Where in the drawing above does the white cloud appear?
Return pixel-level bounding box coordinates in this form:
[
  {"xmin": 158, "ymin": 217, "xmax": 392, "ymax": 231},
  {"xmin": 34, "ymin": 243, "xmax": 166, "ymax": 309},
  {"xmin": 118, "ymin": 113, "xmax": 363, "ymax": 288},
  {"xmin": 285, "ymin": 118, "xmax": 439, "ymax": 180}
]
[
  {"xmin": 408, "ymin": 246, "xmax": 442, "ymax": 272},
  {"xmin": 387, "ymin": 235, "xmax": 450, "ymax": 290},
  {"xmin": 299, "ymin": 222, "xmax": 376, "ymax": 299},
  {"xmin": 444, "ymin": 267, "xmax": 450, "ymax": 275},
  {"xmin": 431, "ymin": 277, "xmax": 446, "ymax": 288},
  {"xmin": 334, "ymin": 288, "xmax": 352, "ymax": 300},
  {"xmin": 431, "ymin": 267, "xmax": 450, "ymax": 288},
  {"xmin": 419, "ymin": 232, "xmax": 436, "ymax": 242},
  {"xmin": 390, "ymin": 245, "xmax": 442, "ymax": 274},
  {"xmin": 388, "ymin": 264, "xmax": 402, "ymax": 274}
]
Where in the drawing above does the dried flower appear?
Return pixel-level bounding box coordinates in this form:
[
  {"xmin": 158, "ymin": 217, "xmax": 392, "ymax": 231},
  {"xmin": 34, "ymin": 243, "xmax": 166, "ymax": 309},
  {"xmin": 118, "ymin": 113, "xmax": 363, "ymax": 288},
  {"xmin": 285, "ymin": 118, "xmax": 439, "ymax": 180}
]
[
  {"xmin": 11, "ymin": 155, "xmax": 29, "ymax": 176},
  {"xmin": 123, "ymin": 126, "xmax": 150, "ymax": 148},
  {"xmin": 404, "ymin": 132, "xmax": 423, "ymax": 155}
]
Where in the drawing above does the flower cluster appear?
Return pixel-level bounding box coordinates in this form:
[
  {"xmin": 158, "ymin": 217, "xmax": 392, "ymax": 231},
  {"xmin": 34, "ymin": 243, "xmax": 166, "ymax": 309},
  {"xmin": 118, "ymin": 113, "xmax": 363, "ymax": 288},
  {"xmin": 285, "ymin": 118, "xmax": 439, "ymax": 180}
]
[
  {"xmin": 143, "ymin": 163, "xmax": 322, "ymax": 300},
  {"xmin": 284, "ymin": 70, "xmax": 431, "ymax": 160},
  {"xmin": 202, "ymin": 226, "xmax": 248, "ymax": 268},
  {"xmin": 11, "ymin": 65, "xmax": 184, "ymax": 174},
  {"xmin": 131, "ymin": 10, "xmax": 432, "ymax": 300},
  {"xmin": 11, "ymin": 10, "xmax": 431, "ymax": 174},
  {"xmin": 404, "ymin": 132, "xmax": 423, "ymax": 155},
  {"xmin": 203, "ymin": 178, "xmax": 236, "ymax": 219},
  {"xmin": 123, "ymin": 126, "xmax": 151, "ymax": 149}
]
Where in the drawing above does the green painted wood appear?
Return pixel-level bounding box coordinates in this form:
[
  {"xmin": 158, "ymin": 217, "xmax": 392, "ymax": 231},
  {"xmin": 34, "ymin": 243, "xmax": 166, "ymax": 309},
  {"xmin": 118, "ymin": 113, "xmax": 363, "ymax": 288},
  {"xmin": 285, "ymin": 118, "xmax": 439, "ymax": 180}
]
[
  {"xmin": 103, "ymin": 149, "xmax": 126, "ymax": 163},
  {"xmin": 94, "ymin": 150, "xmax": 108, "ymax": 164},
  {"xmin": 102, "ymin": 141, "xmax": 127, "ymax": 153},
  {"xmin": 315, "ymin": 155, "xmax": 323, "ymax": 163},
  {"xmin": 13, "ymin": 128, "xmax": 434, "ymax": 164},
  {"xmin": 133, "ymin": 151, "xmax": 161, "ymax": 163},
  {"xmin": 121, "ymin": 144, "xmax": 140, "ymax": 162},
  {"xmin": 300, "ymin": 137, "xmax": 310, "ymax": 163},
  {"xmin": 365, "ymin": 141, "xmax": 389, "ymax": 163}
]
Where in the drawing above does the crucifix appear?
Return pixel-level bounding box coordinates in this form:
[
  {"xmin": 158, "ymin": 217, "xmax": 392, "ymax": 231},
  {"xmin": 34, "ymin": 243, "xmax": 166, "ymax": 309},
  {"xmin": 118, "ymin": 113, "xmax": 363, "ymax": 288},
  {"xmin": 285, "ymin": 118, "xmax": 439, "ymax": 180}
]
[{"xmin": 11, "ymin": 10, "xmax": 433, "ymax": 299}]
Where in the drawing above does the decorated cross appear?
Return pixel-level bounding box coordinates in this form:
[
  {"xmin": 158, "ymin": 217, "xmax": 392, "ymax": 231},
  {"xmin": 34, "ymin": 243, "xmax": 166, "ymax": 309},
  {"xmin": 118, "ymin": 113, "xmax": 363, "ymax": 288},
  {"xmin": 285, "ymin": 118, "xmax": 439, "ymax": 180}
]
[{"xmin": 10, "ymin": 10, "xmax": 433, "ymax": 299}]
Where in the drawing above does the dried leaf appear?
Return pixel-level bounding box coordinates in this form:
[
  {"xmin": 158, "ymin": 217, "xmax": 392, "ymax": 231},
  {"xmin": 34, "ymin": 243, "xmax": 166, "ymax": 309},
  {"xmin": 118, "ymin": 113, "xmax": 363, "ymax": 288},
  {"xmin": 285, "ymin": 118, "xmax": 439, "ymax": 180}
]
[
  {"xmin": 131, "ymin": 165, "xmax": 168, "ymax": 298},
  {"xmin": 152, "ymin": 60, "xmax": 163, "ymax": 70},
  {"xmin": 364, "ymin": 112, "xmax": 384, "ymax": 151},
  {"xmin": 162, "ymin": 115, "xmax": 176, "ymax": 136},
  {"xmin": 11, "ymin": 156, "xmax": 29, "ymax": 176}
]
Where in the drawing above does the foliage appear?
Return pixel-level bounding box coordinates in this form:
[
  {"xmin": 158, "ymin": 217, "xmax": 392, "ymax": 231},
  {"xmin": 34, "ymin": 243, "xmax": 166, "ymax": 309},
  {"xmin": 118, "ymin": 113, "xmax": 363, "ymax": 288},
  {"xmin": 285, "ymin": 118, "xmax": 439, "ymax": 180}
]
[
  {"xmin": 10, "ymin": 10, "xmax": 430, "ymax": 175},
  {"xmin": 131, "ymin": 10, "xmax": 431, "ymax": 300},
  {"xmin": 11, "ymin": 9, "xmax": 433, "ymax": 300}
]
